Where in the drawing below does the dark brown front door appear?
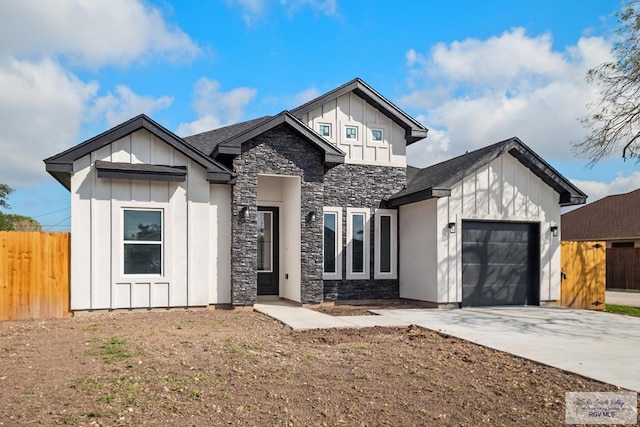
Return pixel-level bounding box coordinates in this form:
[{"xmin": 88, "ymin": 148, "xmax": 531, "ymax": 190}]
[{"xmin": 257, "ymin": 207, "xmax": 279, "ymax": 295}]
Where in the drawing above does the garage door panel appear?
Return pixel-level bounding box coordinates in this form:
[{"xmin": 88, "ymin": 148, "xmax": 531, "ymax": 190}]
[
  {"xmin": 462, "ymin": 283, "xmax": 529, "ymax": 306},
  {"xmin": 462, "ymin": 263, "xmax": 531, "ymax": 286},
  {"xmin": 462, "ymin": 224, "xmax": 531, "ymax": 244},
  {"xmin": 462, "ymin": 221, "xmax": 539, "ymax": 307},
  {"xmin": 462, "ymin": 242, "xmax": 529, "ymax": 265}
]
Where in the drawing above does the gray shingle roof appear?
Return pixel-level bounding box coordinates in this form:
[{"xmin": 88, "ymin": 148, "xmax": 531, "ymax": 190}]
[
  {"xmin": 183, "ymin": 116, "xmax": 272, "ymax": 155},
  {"xmin": 389, "ymin": 137, "xmax": 586, "ymax": 207},
  {"xmin": 561, "ymin": 189, "xmax": 640, "ymax": 241}
]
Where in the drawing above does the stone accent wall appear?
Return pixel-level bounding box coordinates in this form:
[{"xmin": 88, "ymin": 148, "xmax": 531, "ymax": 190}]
[
  {"xmin": 230, "ymin": 124, "xmax": 325, "ymax": 305},
  {"xmin": 323, "ymin": 164, "xmax": 406, "ymax": 300}
]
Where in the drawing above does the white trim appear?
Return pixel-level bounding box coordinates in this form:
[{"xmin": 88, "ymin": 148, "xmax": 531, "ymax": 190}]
[
  {"xmin": 322, "ymin": 207, "xmax": 342, "ymax": 280},
  {"xmin": 122, "ymin": 208, "xmax": 164, "ymax": 277},
  {"xmin": 374, "ymin": 209, "xmax": 397, "ymax": 279},
  {"xmin": 346, "ymin": 207, "xmax": 370, "ymax": 280}
]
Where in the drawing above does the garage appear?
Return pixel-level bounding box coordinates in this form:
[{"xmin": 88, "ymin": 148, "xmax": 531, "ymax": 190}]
[{"xmin": 462, "ymin": 221, "xmax": 539, "ymax": 307}]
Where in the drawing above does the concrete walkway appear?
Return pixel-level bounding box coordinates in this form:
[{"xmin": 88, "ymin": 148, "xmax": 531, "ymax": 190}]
[
  {"xmin": 255, "ymin": 301, "xmax": 640, "ymax": 392},
  {"xmin": 607, "ymin": 290, "xmax": 640, "ymax": 308}
]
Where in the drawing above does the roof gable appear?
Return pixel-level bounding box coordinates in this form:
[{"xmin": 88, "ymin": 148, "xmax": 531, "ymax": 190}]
[
  {"xmin": 212, "ymin": 111, "xmax": 345, "ymax": 166},
  {"xmin": 290, "ymin": 78, "xmax": 428, "ymax": 145},
  {"xmin": 388, "ymin": 137, "xmax": 586, "ymax": 207},
  {"xmin": 562, "ymin": 189, "xmax": 640, "ymax": 241},
  {"xmin": 44, "ymin": 114, "xmax": 234, "ymax": 190}
]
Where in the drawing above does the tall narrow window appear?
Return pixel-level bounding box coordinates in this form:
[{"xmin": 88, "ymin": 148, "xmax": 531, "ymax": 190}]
[
  {"xmin": 257, "ymin": 211, "xmax": 273, "ymax": 272},
  {"xmin": 375, "ymin": 209, "xmax": 397, "ymax": 279},
  {"xmin": 347, "ymin": 208, "xmax": 370, "ymax": 279},
  {"xmin": 123, "ymin": 209, "xmax": 163, "ymax": 275},
  {"xmin": 323, "ymin": 207, "xmax": 342, "ymax": 280}
]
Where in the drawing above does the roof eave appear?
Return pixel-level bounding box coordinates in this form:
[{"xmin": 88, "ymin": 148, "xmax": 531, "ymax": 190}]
[{"xmin": 387, "ymin": 187, "xmax": 451, "ymax": 208}]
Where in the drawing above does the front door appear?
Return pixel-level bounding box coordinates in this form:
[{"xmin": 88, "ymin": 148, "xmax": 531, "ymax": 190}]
[{"xmin": 257, "ymin": 207, "xmax": 279, "ymax": 295}]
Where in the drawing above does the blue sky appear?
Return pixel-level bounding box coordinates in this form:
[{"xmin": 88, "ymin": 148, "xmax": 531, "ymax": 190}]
[{"xmin": 0, "ymin": 0, "xmax": 631, "ymax": 231}]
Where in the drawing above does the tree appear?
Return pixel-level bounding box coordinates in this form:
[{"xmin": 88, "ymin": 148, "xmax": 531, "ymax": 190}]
[
  {"xmin": 575, "ymin": 0, "xmax": 640, "ymax": 165},
  {"xmin": 0, "ymin": 183, "xmax": 12, "ymax": 210},
  {"xmin": 0, "ymin": 184, "xmax": 41, "ymax": 231}
]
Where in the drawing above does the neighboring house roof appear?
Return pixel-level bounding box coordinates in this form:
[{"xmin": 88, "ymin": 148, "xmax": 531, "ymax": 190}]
[
  {"xmin": 183, "ymin": 116, "xmax": 272, "ymax": 156},
  {"xmin": 212, "ymin": 111, "xmax": 346, "ymax": 166},
  {"xmin": 290, "ymin": 77, "xmax": 429, "ymax": 145},
  {"xmin": 44, "ymin": 114, "xmax": 234, "ymax": 190},
  {"xmin": 562, "ymin": 189, "xmax": 640, "ymax": 241},
  {"xmin": 388, "ymin": 137, "xmax": 587, "ymax": 208}
]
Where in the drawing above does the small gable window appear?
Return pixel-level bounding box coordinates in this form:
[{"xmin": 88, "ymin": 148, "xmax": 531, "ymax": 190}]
[
  {"xmin": 371, "ymin": 129, "xmax": 383, "ymax": 142},
  {"xmin": 319, "ymin": 123, "xmax": 332, "ymax": 138},
  {"xmin": 345, "ymin": 126, "xmax": 358, "ymax": 140}
]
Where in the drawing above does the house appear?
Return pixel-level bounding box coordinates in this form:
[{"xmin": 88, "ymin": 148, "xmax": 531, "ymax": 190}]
[
  {"xmin": 44, "ymin": 78, "xmax": 586, "ymax": 311},
  {"xmin": 562, "ymin": 189, "xmax": 640, "ymax": 291}
]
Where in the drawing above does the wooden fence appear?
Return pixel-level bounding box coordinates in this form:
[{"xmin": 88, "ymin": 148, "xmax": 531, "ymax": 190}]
[
  {"xmin": 560, "ymin": 241, "xmax": 606, "ymax": 310},
  {"xmin": 606, "ymin": 247, "xmax": 640, "ymax": 291},
  {"xmin": 0, "ymin": 232, "xmax": 70, "ymax": 320}
]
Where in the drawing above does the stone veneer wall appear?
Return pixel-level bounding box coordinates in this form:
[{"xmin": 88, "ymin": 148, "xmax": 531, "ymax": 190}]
[
  {"xmin": 230, "ymin": 124, "xmax": 324, "ymax": 305},
  {"xmin": 323, "ymin": 164, "xmax": 406, "ymax": 300}
]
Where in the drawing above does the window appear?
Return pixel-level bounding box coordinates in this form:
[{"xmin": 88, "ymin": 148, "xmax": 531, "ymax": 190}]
[
  {"xmin": 612, "ymin": 241, "xmax": 634, "ymax": 248},
  {"xmin": 319, "ymin": 123, "xmax": 332, "ymax": 138},
  {"xmin": 347, "ymin": 208, "xmax": 370, "ymax": 279},
  {"xmin": 345, "ymin": 126, "xmax": 358, "ymax": 140},
  {"xmin": 257, "ymin": 211, "xmax": 273, "ymax": 272},
  {"xmin": 371, "ymin": 129, "xmax": 383, "ymax": 142},
  {"xmin": 323, "ymin": 207, "xmax": 342, "ymax": 280},
  {"xmin": 123, "ymin": 209, "xmax": 163, "ymax": 275},
  {"xmin": 374, "ymin": 209, "xmax": 397, "ymax": 279}
]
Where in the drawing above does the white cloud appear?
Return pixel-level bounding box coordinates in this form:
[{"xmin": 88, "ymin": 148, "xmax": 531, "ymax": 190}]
[
  {"xmin": 228, "ymin": 0, "xmax": 338, "ymax": 25},
  {"xmin": 90, "ymin": 86, "xmax": 173, "ymax": 127},
  {"xmin": 401, "ymin": 28, "xmax": 613, "ymax": 167},
  {"xmin": 0, "ymin": 0, "xmax": 200, "ymax": 69},
  {"xmin": 176, "ymin": 78, "xmax": 257, "ymax": 136},
  {"xmin": 0, "ymin": 58, "xmax": 97, "ymax": 187},
  {"xmin": 571, "ymin": 172, "xmax": 640, "ymax": 205},
  {"xmin": 280, "ymin": 0, "xmax": 338, "ymax": 17},
  {"xmin": 0, "ymin": 0, "xmax": 198, "ymax": 187},
  {"xmin": 227, "ymin": 0, "xmax": 267, "ymax": 26}
]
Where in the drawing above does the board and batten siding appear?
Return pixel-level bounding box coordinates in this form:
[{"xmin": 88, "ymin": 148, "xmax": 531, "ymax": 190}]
[
  {"xmin": 70, "ymin": 129, "xmax": 231, "ymax": 310},
  {"xmin": 298, "ymin": 92, "xmax": 406, "ymax": 167},
  {"xmin": 399, "ymin": 153, "xmax": 561, "ymax": 304}
]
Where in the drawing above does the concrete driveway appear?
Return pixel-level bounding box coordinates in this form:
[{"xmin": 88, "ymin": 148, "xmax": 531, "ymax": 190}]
[
  {"xmin": 373, "ymin": 306, "xmax": 640, "ymax": 392},
  {"xmin": 606, "ymin": 290, "xmax": 640, "ymax": 308}
]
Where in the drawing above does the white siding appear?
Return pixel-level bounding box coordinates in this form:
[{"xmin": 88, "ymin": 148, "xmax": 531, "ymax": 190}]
[
  {"xmin": 70, "ymin": 129, "xmax": 231, "ymax": 310},
  {"xmin": 438, "ymin": 153, "xmax": 561, "ymax": 304},
  {"xmin": 399, "ymin": 199, "xmax": 438, "ymax": 301},
  {"xmin": 400, "ymin": 152, "xmax": 562, "ymax": 305},
  {"xmin": 299, "ymin": 92, "xmax": 406, "ymax": 167}
]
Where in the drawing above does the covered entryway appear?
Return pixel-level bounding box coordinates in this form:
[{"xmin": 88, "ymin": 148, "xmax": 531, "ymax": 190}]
[{"xmin": 461, "ymin": 221, "xmax": 539, "ymax": 307}]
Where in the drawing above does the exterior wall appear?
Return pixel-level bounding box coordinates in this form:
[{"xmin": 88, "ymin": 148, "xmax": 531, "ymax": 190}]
[
  {"xmin": 230, "ymin": 124, "xmax": 324, "ymax": 305},
  {"xmin": 70, "ymin": 129, "xmax": 231, "ymax": 310},
  {"xmin": 434, "ymin": 153, "xmax": 561, "ymax": 304},
  {"xmin": 398, "ymin": 199, "xmax": 438, "ymax": 301},
  {"xmin": 323, "ymin": 164, "xmax": 405, "ymax": 300},
  {"xmin": 298, "ymin": 92, "xmax": 406, "ymax": 167}
]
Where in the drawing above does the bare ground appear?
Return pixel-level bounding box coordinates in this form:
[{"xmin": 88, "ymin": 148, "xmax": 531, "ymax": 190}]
[{"xmin": 0, "ymin": 307, "xmax": 632, "ymax": 426}]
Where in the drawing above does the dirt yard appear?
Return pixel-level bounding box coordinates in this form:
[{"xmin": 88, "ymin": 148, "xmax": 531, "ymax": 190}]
[{"xmin": 0, "ymin": 307, "xmax": 629, "ymax": 426}]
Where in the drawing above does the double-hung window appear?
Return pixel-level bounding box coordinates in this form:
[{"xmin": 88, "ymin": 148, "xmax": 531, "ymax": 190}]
[
  {"xmin": 374, "ymin": 209, "xmax": 397, "ymax": 279},
  {"xmin": 123, "ymin": 209, "xmax": 163, "ymax": 275},
  {"xmin": 323, "ymin": 207, "xmax": 342, "ymax": 280},
  {"xmin": 346, "ymin": 208, "xmax": 370, "ymax": 279}
]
